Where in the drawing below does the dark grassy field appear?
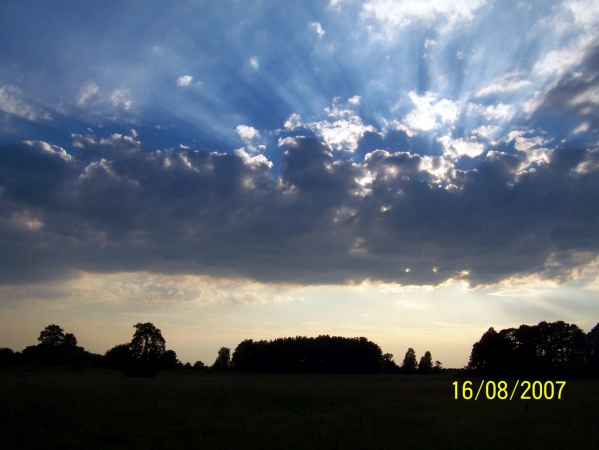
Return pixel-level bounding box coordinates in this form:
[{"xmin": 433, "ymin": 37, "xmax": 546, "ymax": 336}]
[{"xmin": 1, "ymin": 368, "xmax": 597, "ymax": 449}]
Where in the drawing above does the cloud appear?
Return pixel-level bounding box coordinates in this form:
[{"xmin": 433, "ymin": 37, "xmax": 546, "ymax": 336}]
[
  {"xmin": 0, "ymin": 85, "xmax": 45, "ymax": 121},
  {"xmin": 2, "ymin": 135, "xmax": 599, "ymax": 290},
  {"xmin": 309, "ymin": 115, "xmax": 376, "ymax": 152},
  {"xmin": 250, "ymin": 57, "xmax": 259, "ymax": 70},
  {"xmin": 236, "ymin": 125, "xmax": 261, "ymax": 141},
  {"xmin": 109, "ymin": 89, "xmax": 132, "ymax": 110},
  {"xmin": 360, "ymin": 0, "xmax": 487, "ymax": 37},
  {"xmin": 475, "ymin": 72, "xmax": 531, "ymax": 97},
  {"xmin": 78, "ymin": 82, "xmax": 100, "ymax": 105},
  {"xmin": 402, "ymin": 91, "xmax": 460, "ymax": 133},
  {"xmin": 468, "ymin": 102, "xmax": 514, "ymax": 121},
  {"xmin": 309, "ymin": 22, "xmax": 325, "ymax": 39},
  {"xmin": 177, "ymin": 75, "xmax": 194, "ymax": 86},
  {"xmin": 76, "ymin": 82, "xmax": 133, "ymax": 113},
  {"xmin": 437, "ymin": 134, "xmax": 485, "ymax": 159},
  {"xmin": 523, "ymin": 44, "xmax": 599, "ymax": 129},
  {"xmin": 284, "ymin": 113, "xmax": 302, "ymax": 130}
]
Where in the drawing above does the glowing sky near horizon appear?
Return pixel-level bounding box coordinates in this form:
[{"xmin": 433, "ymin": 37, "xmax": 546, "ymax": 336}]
[{"xmin": 1, "ymin": 0, "xmax": 599, "ymax": 367}]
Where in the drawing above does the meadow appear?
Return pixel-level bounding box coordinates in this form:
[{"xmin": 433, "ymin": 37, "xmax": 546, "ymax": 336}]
[{"xmin": 0, "ymin": 368, "xmax": 597, "ymax": 449}]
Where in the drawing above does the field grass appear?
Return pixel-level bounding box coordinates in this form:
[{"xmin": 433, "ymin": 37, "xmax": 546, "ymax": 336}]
[{"xmin": 1, "ymin": 368, "xmax": 597, "ymax": 449}]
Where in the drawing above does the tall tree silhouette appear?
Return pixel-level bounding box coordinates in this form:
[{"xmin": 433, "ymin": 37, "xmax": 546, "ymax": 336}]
[
  {"xmin": 212, "ymin": 347, "xmax": 231, "ymax": 371},
  {"xmin": 126, "ymin": 322, "xmax": 166, "ymax": 377},
  {"xmin": 401, "ymin": 348, "xmax": 417, "ymax": 374},
  {"xmin": 418, "ymin": 351, "xmax": 433, "ymax": 374}
]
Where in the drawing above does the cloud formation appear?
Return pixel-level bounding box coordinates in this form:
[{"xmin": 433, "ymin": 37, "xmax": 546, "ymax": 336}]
[{"xmin": 1, "ymin": 133, "xmax": 598, "ymax": 289}]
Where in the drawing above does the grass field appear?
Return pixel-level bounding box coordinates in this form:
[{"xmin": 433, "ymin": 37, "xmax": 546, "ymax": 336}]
[{"xmin": 1, "ymin": 368, "xmax": 597, "ymax": 449}]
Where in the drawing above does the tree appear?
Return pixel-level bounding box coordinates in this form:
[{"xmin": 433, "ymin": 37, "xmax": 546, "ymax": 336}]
[
  {"xmin": 212, "ymin": 347, "xmax": 231, "ymax": 371},
  {"xmin": 418, "ymin": 351, "xmax": 433, "ymax": 374},
  {"xmin": 401, "ymin": 348, "xmax": 417, "ymax": 374},
  {"xmin": 63, "ymin": 333, "xmax": 78, "ymax": 347},
  {"xmin": 159, "ymin": 349, "xmax": 181, "ymax": 370},
  {"xmin": 38, "ymin": 324, "xmax": 65, "ymax": 346},
  {"xmin": 193, "ymin": 360, "xmax": 207, "ymax": 371},
  {"xmin": 126, "ymin": 322, "xmax": 166, "ymax": 377},
  {"xmin": 433, "ymin": 360, "xmax": 443, "ymax": 374},
  {"xmin": 129, "ymin": 323, "xmax": 166, "ymax": 362},
  {"xmin": 382, "ymin": 353, "xmax": 399, "ymax": 373},
  {"xmin": 104, "ymin": 344, "xmax": 133, "ymax": 370}
]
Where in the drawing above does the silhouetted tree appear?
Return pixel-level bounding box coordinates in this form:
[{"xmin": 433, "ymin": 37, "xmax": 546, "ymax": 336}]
[
  {"xmin": 63, "ymin": 333, "xmax": 78, "ymax": 347},
  {"xmin": 433, "ymin": 360, "xmax": 443, "ymax": 374},
  {"xmin": 24, "ymin": 324, "xmax": 98, "ymax": 367},
  {"xmin": 159, "ymin": 349, "xmax": 182, "ymax": 370},
  {"xmin": 212, "ymin": 347, "xmax": 231, "ymax": 371},
  {"xmin": 468, "ymin": 321, "xmax": 592, "ymax": 377},
  {"xmin": 587, "ymin": 324, "xmax": 599, "ymax": 377},
  {"xmin": 231, "ymin": 336, "xmax": 384, "ymax": 374},
  {"xmin": 401, "ymin": 348, "xmax": 417, "ymax": 374},
  {"xmin": 125, "ymin": 322, "xmax": 166, "ymax": 377},
  {"xmin": 382, "ymin": 353, "xmax": 400, "ymax": 373},
  {"xmin": 418, "ymin": 351, "xmax": 433, "ymax": 374},
  {"xmin": 38, "ymin": 324, "xmax": 65, "ymax": 346},
  {"xmin": 193, "ymin": 360, "xmax": 207, "ymax": 371},
  {"xmin": 0, "ymin": 347, "xmax": 16, "ymax": 366},
  {"xmin": 104, "ymin": 344, "xmax": 133, "ymax": 370}
]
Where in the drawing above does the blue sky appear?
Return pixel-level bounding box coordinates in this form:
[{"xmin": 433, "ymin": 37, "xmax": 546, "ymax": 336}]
[{"xmin": 1, "ymin": 0, "xmax": 599, "ymax": 367}]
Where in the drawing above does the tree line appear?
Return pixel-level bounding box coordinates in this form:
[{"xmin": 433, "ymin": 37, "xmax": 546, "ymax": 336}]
[
  {"xmin": 466, "ymin": 320, "xmax": 599, "ymax": 377},
  {"xmin": 0, "ymin": 323, "xmax": 443, "ymax": 376},
  {"xmin": 4, "ymin": 320, "xmax": 596, "ymax": 378}
]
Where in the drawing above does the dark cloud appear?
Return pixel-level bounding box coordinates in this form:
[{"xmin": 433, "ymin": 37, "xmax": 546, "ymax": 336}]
[
  {"xmin": 1, "ymin": 135, "xmax": 598, "ymax": 287},
  {"xmin": 536, "ymin": 44, "xmax": 599, "ymax": 132}
]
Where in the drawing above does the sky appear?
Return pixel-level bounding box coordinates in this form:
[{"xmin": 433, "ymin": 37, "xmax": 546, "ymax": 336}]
[{"xmin": 1, "ymin": 0, "xmax": 599, "ymax": 368}]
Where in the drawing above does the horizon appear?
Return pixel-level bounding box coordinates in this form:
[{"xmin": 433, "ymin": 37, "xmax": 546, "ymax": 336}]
[{"xmin": 1, "ymin": 0, "xmax": 599, "ymax": 368}]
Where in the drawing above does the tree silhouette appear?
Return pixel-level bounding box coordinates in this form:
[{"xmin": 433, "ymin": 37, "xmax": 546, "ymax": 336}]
[
  {"xmin": 231, "ymin": 336, "xmax": 384, "ymax": 374},
  {"xmin": 104, "ymin": 344, "xmax": 133, "ymax": 370},
  {"xmin": 401, "ymin": 348, "xmax": 417, "ymax": 374},
  {"xmin": 38, "ymin": 324, "xmax": 65, "ymax": 346},
  {"xmin": 468, "ymin": 321, "xmax": 592, "ymax": 377},
  {"xmin": 382, "ymin": 353, "xmax": 400, "ymax": 373},
  {"xmin": 588, "ymin": 324, "xmax": 599, "ymax": 377},
  {"xmin": 126, "ymin": 322, "xmax": 166, "ymax": 377},
  {"xmin": 418, "ymin": 351, "xmax": 433, "ymax": 374},
  {"xmin": 212, "ymin": 347, "xmax": 231, "ymax": 371},
  {"xmin": 158, "ymin": 349, "xmax": 181, "ymax": 370}
]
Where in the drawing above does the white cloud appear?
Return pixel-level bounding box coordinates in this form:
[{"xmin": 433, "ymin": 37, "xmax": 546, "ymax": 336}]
[
  {"xmin": 437, "ymin": 134, "xmax": 485, "ymax": 159},
  {"xmin": 177, "ymin": 75, "xmax": 194, "ymax": 86},
  {"xmin": 78, "ymin": 82, "xmax": 100, "ymax": 105},
  {"xmin": 402, "ymin": 91, "xmax": 460, "ymax": 132},
  {"xmin": 0, "ymin": 85, "xmax": 39, "ymax": 121},
  {"xmin": 309, "ymin": 113, "xmax": 377, "ymax": 152},
  {"xmin": 309, "ymin": 22, "xmax": 326, "ymax": 38},
  {"xmin": 328, "ymin": 0, "xmax": 344, "ymax": 12},
  {"xmin": 475, "ymin": 71, "xmax": 531, "ymax": 97},
  {"xmin": 533, "ymin": 34, "xmax": 595, "ymax": 77},
  {"xmin": 507, "ymin": 130, "xmax": 547, "ymax": 152},
  {"xmin": 360, "ymin": 0, "xmax": 487, "ymax": 38},
  {"xmin": 563, "ymin": 0, "xmax": 599, "ymax": 30},
  {"xmin": 109, "ymin": 88, "xmax": 132, "ymax": 110},
  {"xmin": 348, "ymin": 95, "xmax": 361, "ymax": 105},
  {"xmin": 284, "ymin": 113, "xmax": 302, "ymax": 130},
  {"xmin": 472, "ymin": 125, "xmax": 499, "ymax": 139},
  {"xmin": 468, "ymin": 102, "xmax": 514, "ymax": 121},
  {"xmin": 236, "ymin": 125, "xmax": 261, "ymax": 142},
  {"xmin": 250, "ymin": 57, "xmax": 259, "ymax": 70}
]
